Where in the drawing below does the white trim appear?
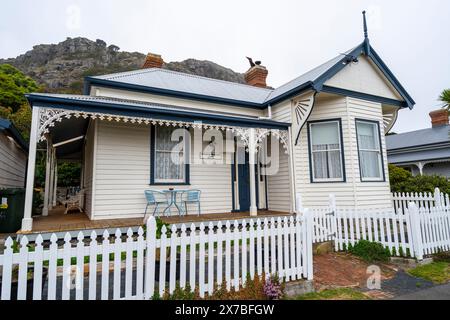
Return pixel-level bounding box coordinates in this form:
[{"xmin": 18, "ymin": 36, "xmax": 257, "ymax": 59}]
[{"xmin": 53, "ymin": 135, "xmax": 84, "ymax": 148}]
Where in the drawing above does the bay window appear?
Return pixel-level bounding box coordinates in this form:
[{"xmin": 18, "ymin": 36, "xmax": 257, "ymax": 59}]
[
  {"xmin": 308, "ymin": 120, "xmax": 345, "ymax": 182},
  {"xmin": 356, "ymin": 119, "xmax": 384, "ymax": 181}
]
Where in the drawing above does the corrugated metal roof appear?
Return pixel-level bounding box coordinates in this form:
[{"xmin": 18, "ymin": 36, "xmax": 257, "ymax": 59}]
[
  {"xmin": 388, "ymin": 147, "xmax": 450, "ymax": 164},
  {"xmin": 27, "ymin": 93, "xmax": 290, "ymax": 129},
  {"xmin": 386, "ymin": 125, "xmax": 450, "ymax": 150},
  {"xmin": 92, "ymin": 68, "xmax": 273, "ymax": 104},
  {"xmin": 90, "ymin": 49, "xmax": 354, "ymax": 105}
]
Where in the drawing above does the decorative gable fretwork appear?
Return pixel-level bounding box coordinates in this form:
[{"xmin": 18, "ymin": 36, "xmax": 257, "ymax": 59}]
[
  {"xmin": 382, "ymin": 110, "xmax": 398, "ymax": 134},
  {"xmin": 293, "ymin": 92, "xmax": 316, "ymax": 145},
  {"xmin": 37, "ymin": 107, "xmax": 290, "ymax": 153}
]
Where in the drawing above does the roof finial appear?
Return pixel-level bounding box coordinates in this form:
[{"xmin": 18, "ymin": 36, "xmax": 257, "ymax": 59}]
[
  {"xmin": 362, "ymin": 10, "xmax": 368, "ymax": 39},
  {"xmin": 362, "ymin": 10, "xmax": 370, "ymax": 55}
]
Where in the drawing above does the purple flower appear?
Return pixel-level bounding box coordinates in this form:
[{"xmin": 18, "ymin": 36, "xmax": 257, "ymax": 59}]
[{"xmin": 264, "ymin": 277, "xmax": 282, "ymax": 300}]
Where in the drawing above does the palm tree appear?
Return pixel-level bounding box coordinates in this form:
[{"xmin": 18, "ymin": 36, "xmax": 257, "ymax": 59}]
[{"xmin": 439, "ymin": 89, "xmax": 450, "ymax": 110}]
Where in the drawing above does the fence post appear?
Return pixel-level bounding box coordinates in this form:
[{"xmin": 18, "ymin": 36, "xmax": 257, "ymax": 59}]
[
  {"xmin": 295, "ymin": 192, "xmax": 303, "ymax": 213},
  {"xmin": 304, "ymin": 208, "xmax": 314, "ymax": 280},
  {"xmin": 144, "ymin": 216, "xmax": 157, "ymax": 299},
  {"xmin": 329, "ymin": 194, "xmax": 338, "ymax": 251},
  {"xmin": 408, "ymin": 203, "xmax": 424, "ymax": 260},
  {"xmin": 434, "ymin": 187, "xmax": 441, "ymax": 207}
]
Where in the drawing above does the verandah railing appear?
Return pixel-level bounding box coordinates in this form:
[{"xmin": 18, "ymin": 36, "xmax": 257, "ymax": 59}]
[{"xmin": 0, "ymin": 215, "xmax": 313, "ymax": 300}]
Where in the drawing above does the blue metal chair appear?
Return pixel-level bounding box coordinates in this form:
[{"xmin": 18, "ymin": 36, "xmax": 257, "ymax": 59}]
[
  {"xmin": 179, "ymin": 190, "xmax": 201, "ymax": 216},
  {"xmin": 144, "ymin": 190, "xmax": 170, "ymax": 218}
]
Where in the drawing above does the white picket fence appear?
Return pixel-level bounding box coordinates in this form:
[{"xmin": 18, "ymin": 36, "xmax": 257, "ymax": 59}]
[
  {"xmin": 311, "ymin": 194, "xmax": 450, "ymax": 260},
  {"xmin": 0, "ymin": 215, "xmax": 313, "ymax": 300},
  {"xmin": 392, "ymin": 187, "xmax": 450, "ymax": 214}
]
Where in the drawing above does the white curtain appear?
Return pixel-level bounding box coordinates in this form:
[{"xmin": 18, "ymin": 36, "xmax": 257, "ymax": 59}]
[
  {"xmin": 357, "ymin": 121, "xmax": 382, "ymax": 179},
  {"xmin": 310, "ymin": 122, "xmax": 343, "ymax": 180},
  {"xmin": 155, "ymin": 126, "xmax": 185, "ymax": 181}
]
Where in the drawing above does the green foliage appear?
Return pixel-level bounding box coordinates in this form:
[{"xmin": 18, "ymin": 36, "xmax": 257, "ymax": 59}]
[
  {"xmin": 32, "ymin": 189, "xmax": 43, "ymax": 215},
  {"xmin": 439, "ymin": 89, "xmax": 450, "ymax": 110},
  {"xmin": 0, "ymin": 64, "xmax": 39, "ymax": 112},
  {"xmin": 57, "ymin": 162, "xmax": 82, "ymax": 187},
  {"xmin": 388, "ymin": 164, "xmax": 450, "ymax": 194},
  {"xmin": 408, "ymin": 262, "xmax": 450, "ymax": 284},
  {"xmin": 349, "ymin": 240, "xmax": 391, "ymax": 263}
]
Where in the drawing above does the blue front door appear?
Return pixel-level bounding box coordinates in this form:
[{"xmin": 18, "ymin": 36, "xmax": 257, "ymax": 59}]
[{"xmin": 238, "ymin": 152, "xmax": 250, "ymax": 212}]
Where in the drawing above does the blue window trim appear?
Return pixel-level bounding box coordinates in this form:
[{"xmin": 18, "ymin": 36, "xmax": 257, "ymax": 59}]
[
  {"xmin": 149, "ymin": 125, "xmax": 190, "ymax": 186},
  {"xmin": 354, "ymin": 118, "xmax": 386, "ymax": 183},
  {"xmin": 307, "ymin": 118, "xmax": 346, "ymax": 184}
]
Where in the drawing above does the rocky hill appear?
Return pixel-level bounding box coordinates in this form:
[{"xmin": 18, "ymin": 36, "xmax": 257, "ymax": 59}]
[{"xmin": 0, "ymin": 37, "xmax": 245, "ymax": 93}]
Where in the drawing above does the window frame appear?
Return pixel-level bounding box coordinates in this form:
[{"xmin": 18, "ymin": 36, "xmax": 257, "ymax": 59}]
[
  {"xmin": 355, "ymin": 118, "xmax": 385, "ymax": 182},
  {"xmin": 150, "ymin": 125, "xmax": 190, "ymax": 186},
  {"xmin": 307, "ymin": 118, "xmax": 346, "ymax": 183}
]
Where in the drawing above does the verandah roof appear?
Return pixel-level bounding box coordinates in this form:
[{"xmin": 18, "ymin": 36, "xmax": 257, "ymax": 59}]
[{"xmin": 26, "ymin": 93, "xmax": 290, "ymax": 130}]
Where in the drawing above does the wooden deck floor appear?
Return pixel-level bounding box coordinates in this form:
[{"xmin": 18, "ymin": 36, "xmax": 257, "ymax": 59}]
[
  {"xmin": 18, "ymin": 206, "xmax": 143, "ymax": 234},
  {"xmin": 18, "ymin": 206, "xmax": 291, "ymax": 234}
]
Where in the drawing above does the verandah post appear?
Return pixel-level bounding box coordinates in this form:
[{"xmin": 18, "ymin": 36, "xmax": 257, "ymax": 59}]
[
  {"xmin": 408, "ymin": 202, "xmax": 424, "ymax": 260},
  {"xmin": 304, "ymin": 208, "xmax": 314, "ymax": 280},
  {"xmin": 21, "ymin": 106, "xmax": 41, "ymax": 231},
  {"xmin": 144, "ymin": 216, "xmax": 157, "ymax": 299}
]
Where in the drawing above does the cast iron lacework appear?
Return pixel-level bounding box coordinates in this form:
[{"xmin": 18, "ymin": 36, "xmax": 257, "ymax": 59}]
[{"xmin": 37, "ymin": 107, "xmax": 290, "ymax": 153}]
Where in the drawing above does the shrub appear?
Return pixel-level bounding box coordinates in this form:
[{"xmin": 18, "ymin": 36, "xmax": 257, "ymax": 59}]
[
  {"xmin": 161, "ymin": 274, "xmax": 282, "ymax": 300},
  {"xmin": 388, "ymin": 164, "xmax": 450, "ymax": 194},
  {"xmin": 349, "ymin": 240, "xmax": 390, "ymax": 263}
]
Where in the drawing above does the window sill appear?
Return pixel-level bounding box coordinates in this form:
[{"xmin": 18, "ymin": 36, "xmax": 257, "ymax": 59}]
[{"xmin": 149, "ymin": 182, "xmax": 191, "ymax": 186}]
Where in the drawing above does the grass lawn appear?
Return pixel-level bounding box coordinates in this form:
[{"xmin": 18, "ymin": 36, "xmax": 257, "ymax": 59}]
[
  {"xmin": 407, "ymin": 262, "xmax": 450, "ymax": 284},
  {"xmin": 293, "ymin": 288, "xmax": 370, "ymax": 300}
]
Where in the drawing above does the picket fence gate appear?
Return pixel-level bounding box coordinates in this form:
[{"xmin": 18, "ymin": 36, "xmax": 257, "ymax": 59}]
[
  {"xmin": 310, "ymin": 194, "xmax": 450, "ymax": 260},
  {"xmin": 392, "ymin": 187, "xmax": 450, "ymax": 214},
  {"xmin": 0, "ymin": 215, "xmax": 313, "ymax": 300}
]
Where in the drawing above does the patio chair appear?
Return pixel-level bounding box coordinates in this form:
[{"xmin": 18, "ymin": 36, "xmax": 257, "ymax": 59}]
[
  {"xmin": 144, "ymin": 190, "xmax": 170, "ymax": 220},
  {"xmin": 62, "ymin": 190, "xmax": 84, "ymax": 214},
  {"xmin": 179, "ymin": 190, "xmax": 201, "ymax": 216}
]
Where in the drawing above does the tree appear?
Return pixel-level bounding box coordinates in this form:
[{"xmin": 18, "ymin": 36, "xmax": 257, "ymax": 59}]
[
  {"xmin": 388, "ymin": 164, "xmax": 450, "ymax": 194},
  {"xmin": 439, "ymin": 88, "xmax": 450, "ymax": 110},
  {"xmin": 0, "ymin": 64, "xmax": 39, "ymax": 112}
]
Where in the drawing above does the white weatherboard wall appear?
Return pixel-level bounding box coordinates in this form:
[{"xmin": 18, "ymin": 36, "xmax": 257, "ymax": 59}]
[
  {"xmin": 293, "ymin": 94, "xmax": 392, "ymax": 209},
  {"xmin": 267, "ymin": 100, "xmax": 292, "ymax": 213},
  {"xmin": 90, "ymin": 121, "xmax": 232, "ymax": 219},
  {"xmin": 0, "ymin": 132, "xmax": 27, "ymax": 188}
]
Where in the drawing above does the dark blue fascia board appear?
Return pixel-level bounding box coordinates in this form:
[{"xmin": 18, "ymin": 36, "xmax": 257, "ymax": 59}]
[
  {"xmin": 321, "ymin": 85, "xmax": 408, "ymax": 108},
  {"xmin": 367, "ymin": 46, "xmax": 415, "ymax": 109},
  {"xmin": 84, "ymin": 77, "xmax": 266, "ymax": 110},
  {"xmin": 26, "ymin": 94, "xmax": 290, "ymax": 130},
  {"xmin": 0, "ymin": 118, "xmax": 28, "ymax": 152},
  {"xmin": 84, "ymin": 42, "xmax": 414, "ymax": 110}
]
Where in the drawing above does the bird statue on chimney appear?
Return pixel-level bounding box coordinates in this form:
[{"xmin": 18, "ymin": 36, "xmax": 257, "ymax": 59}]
[{"xmin": 246, "ymin": 57, "xmax": 261, "ymax": 68}]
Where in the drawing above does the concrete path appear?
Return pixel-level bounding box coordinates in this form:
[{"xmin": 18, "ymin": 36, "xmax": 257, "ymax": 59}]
[{"xmin": 394, "ymin": 283, "xmax": 450, "ymax": 300}]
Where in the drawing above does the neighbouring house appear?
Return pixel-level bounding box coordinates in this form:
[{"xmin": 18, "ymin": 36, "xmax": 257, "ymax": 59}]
[
  {"xmin": 387, "ymin": 109, "xmax": 450, "ymax": 178},
  {"xmin": 0, "ymin": 118, "xmax": 28, "ymax": 188},
  {"xmin": 19, "ymin": 14, "xmax": 415, "ymax": 232}
]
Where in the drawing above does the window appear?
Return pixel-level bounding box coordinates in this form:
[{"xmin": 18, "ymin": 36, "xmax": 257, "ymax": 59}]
[
  {"xmin": 356, "ymin": 120, "xmax": 384, "ymax": 181},
  {"xmin": 151, "ymin": 126, "xmax": 189, "ymax": 184},
  {"xmin": 308, "ymin": 120, "xmax": 345, "ymax": 182}
]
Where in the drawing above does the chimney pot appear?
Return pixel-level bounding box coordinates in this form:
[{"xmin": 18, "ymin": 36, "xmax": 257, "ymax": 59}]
[
  {"xmin": 244, "ymin": 65, "xmax": 268, "ymax": 88},
  {"xmin": 429, "ymin": 109, "xmax": 449, "ymax": 128},
  {"xmin": 142, "ymin": 53, "xmax": 164, "ymax": 69}
]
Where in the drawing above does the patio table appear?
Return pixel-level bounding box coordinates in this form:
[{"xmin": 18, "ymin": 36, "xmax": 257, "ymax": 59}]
[{"xmin": 162, "ymin": 189, "xmax": 187, "ymax": 216}]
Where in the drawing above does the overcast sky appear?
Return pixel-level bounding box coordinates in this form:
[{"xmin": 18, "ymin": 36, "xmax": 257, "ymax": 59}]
[{"xmin": 1, "ymin": 0, "xmax": 449, "ymax": 133}]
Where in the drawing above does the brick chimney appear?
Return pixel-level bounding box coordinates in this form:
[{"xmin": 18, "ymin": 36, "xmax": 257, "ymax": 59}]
[
  {"xmin": 142, "ymin": 53, "xmax": 164, "ymax": 69},
  {"xmin": 429, "ymin": 109, "xmax": 449, "ymax": 128},
  {"xmin": 244, "ymin": 65, "xmax": 268, "ymax": 88}
]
